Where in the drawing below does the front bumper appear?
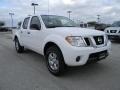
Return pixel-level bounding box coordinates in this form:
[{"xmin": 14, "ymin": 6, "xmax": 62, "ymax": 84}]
[
  {"xmin": 108, "ymin": 35, "xmax": 120, "ymax": 40},
  {"xmin": 106, "ymin": 33, "xmax": 120, "ymax": 40},
  {"xmin": 62, "ymin": 41, "xmax": 111, "ymax": 66},
  {"xmin": 87, "ymin": 50, "xmax": 108, "ymax": 63}
]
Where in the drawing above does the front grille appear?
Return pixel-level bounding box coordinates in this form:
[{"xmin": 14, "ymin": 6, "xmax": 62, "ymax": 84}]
[
  {"xmin": 110, "ymin": 30, "xmax": 117, "ymax": 33},
  {"xmin": 84, "ymin": 38, "xmax": 90, "ymax": 46},
  {"xmin": 93, "ymin": 36, "xmax": 104, "ymax": 45}
]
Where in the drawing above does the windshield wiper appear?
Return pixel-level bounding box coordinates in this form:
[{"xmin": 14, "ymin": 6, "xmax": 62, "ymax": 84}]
[
  {"xmin": 47, "ymin": 26, "xmax": 78, "ymax": 28},
  {"xmin": 47, "ymin": 26, "xmax": 63, "ymax": 28},
  {"xmin": 63, "ymin": 26, "xmax": 77, "ymax": 27}
]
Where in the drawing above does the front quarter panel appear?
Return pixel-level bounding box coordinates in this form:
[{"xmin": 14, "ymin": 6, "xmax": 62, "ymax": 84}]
[{"xmin": 42, "ymin": 34, "xmax": 67, "ymax": 55}]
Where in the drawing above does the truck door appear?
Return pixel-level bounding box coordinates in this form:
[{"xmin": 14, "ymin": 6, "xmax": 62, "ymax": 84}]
[
  {"xmin": 26, "ymin": 16, "xmax": 42, "ymax": 52},
  {"xmin": 20, "ymin": 17, "xmax": 30, "ymax": 47}
]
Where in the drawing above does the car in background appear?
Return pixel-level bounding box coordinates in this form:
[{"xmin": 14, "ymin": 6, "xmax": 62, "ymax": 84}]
[{"xmin": 104, "ymin": 21, "xmax": 120, "ymax": 40}]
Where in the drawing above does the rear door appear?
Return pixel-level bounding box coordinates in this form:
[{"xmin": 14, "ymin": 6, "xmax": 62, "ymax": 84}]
[{"xmin": 20, "ymin": 17, "xmax": 30, "ymax": 47}]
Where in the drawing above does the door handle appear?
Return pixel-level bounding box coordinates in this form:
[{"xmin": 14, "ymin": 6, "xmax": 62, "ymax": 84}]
[{"xmin": 27, "ymin": 32, "xmax": 31, "ymax": 34}]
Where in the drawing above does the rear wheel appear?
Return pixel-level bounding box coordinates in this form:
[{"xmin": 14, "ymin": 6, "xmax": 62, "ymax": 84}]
[
  {"xmin": 45, "ymin": 46, "xmax": 66, "ymax": 76},
  {"xmin": 15, "ymin": 38, "xmax": 24, "ymax": 53}
]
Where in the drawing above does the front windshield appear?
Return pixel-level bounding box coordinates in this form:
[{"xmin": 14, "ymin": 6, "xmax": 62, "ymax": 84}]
[
  {"xmin": 112, "ymin": 21, "xmax": 120, "ymax": 27},
  {"xmin": 41, "ymin": 15, "xmax": 78, "ymax": 28}
]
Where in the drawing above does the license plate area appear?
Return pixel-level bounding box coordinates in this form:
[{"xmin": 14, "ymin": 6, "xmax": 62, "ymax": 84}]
[
  {"xmin": 88, "ymin": 50, "xmax": 108, "ymax": 62},
  {"xmin": 99, "ymin": 52, "xmax": 107, "ymax": 59}
]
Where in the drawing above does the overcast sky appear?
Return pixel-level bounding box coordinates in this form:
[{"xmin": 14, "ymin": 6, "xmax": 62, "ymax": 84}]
[{"xmin": 0, "ymin": 0, "xmax": 120, "ymax": 27}]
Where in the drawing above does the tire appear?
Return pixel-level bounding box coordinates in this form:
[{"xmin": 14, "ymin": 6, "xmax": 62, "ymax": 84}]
[
  {"xmin": 15, "ymin": 38, "xmax": 24, "ymax": 53},
  {"xmin": 45, "ymin": 46, "xmax": 66, "ymax": 76}
]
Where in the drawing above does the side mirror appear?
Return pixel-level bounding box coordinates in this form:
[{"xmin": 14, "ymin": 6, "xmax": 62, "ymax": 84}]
[{"xmin": 30, "ymin": 24, "xmax": 40, "ymax": 30}]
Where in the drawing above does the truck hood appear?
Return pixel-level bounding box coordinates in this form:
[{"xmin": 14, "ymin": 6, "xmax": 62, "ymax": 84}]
[{"xmin": 48, "ymin": 27, "xmax": 105, "ymax": 37}]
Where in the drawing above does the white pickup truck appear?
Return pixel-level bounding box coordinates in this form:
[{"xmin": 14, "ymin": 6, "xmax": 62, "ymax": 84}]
[
  {"xmin": 105, "ymin": 21, "xmax": 120, "ymax": 40},
  {"xmin": 13, "ymin": 15, "xmax": 111, "ymax": 75},
  {"xmin": 105, "ymin": 27, "xmax": 120, "ymax": 40}
]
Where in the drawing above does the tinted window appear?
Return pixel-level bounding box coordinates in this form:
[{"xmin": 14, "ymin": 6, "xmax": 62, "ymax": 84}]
[
  {"xmin": 30, "ymin": 16, "xmax": 41, "ymax": 30},
  {"xmin": 41, "ymin": 15, "xmax": 78, "ymax": 28},
  {"xmin": 23, "ymin": 17, "xmax": 30, "ymax": 29}
]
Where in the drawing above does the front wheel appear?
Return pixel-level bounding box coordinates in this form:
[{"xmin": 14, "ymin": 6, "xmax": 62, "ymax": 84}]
[
  {"xmin": 15, "ymin": 38, "xmax": 24, "ymax": 53},
  {"xmin": 45, "ymin": 46, "xmax": 66, "ymax": 76}
]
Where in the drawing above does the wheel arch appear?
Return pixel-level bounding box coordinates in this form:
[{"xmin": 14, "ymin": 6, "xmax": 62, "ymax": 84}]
[
  {"xmin": 13, "ymin": 34, "xmax": 23, "ymax": 46},
  {"xmin": 44, "ymin": 42, "xmax": 62, "ymax": 56}
]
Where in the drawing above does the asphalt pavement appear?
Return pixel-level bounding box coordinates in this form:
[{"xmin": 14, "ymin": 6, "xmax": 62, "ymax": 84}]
[{"xmin": 0, "ymin": 32, "xmax": 120, "ymax": 90}]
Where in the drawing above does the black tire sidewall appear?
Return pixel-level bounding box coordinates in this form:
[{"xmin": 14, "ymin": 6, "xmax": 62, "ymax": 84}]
[
  {"xmin": 15, "ymin": 38, "xmax": 24, "ymax": 53},
  {"xmin": 46, "ymin": 46, "xmax": 65, "ymax": 76}
]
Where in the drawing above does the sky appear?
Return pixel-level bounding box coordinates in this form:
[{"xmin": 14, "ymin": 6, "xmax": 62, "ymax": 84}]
[{"xmin": 0, "ymin": 0, "xmax": 120, "ymax": 27}]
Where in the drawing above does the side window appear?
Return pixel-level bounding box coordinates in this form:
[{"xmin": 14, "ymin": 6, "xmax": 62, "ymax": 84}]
[
  {"xmin": 30, "ymin": 16, "xmax": 41, "ymax": 30},
  {"xmin": 23, "ymin": 17, "xmax": 30, "ymax": 29}
]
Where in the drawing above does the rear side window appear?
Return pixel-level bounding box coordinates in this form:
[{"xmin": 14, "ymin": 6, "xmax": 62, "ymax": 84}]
[{"xmin": 23, "ymin": 17, "xmax": 30, "ymax": 29}]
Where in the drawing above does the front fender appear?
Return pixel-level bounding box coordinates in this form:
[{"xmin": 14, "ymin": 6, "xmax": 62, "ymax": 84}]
[{"xmin": 42, "ymin": 34, "xmax": 67, "ymax": 55}]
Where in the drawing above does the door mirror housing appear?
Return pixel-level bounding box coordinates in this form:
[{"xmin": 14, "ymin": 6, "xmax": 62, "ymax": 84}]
[{"xmin": 30, "ymin": 24, "xmax": 40, "ymax": 30}]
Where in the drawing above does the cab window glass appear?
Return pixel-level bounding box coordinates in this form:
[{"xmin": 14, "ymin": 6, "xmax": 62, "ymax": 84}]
[
  {"xmin": 22, "ymin": 17, "xmax": 30, "ymax": 29},
  {"xmin": 30, "ymin": 16, "xmax": 41, "ymax": 30}
]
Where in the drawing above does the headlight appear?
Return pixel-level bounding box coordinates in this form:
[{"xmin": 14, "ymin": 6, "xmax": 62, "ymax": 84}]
[{"xmin": 65, "ymin": 36, "xmax": 86, "ymax": 47}]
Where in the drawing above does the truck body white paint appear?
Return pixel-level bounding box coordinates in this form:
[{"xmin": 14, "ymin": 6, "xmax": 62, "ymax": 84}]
[{"xmin": 13, "ymin": 15, "xmax": 111, "ymax": 67}]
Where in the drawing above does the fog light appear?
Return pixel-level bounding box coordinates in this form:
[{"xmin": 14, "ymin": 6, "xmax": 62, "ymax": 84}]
[{"xmin": 76, "ymin": 56, "xmax": 81, "ymax": 62}]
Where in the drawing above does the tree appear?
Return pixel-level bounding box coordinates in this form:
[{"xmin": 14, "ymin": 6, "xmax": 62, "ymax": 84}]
[
  {"xmin": 0, "ymin": 21, "xmax": 5, "ymax": 27},
  {"xmin": 0, "ymin": 21, "xmax": 6, "ymax": 32}
]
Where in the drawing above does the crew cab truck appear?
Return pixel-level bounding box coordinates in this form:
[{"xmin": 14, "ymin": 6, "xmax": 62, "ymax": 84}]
[{"xmin": 13, "ymin": 15, "xmax": 111, "ymax": 76}]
